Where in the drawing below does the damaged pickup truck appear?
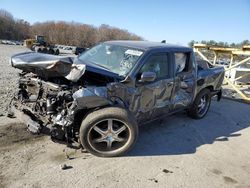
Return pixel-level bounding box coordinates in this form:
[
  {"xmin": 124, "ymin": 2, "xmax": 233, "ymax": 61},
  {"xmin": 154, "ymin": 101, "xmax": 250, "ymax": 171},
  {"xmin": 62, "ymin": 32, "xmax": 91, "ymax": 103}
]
[{"xmin": 9, "ymin": 41, "xmax": 224, "ymax": 157}]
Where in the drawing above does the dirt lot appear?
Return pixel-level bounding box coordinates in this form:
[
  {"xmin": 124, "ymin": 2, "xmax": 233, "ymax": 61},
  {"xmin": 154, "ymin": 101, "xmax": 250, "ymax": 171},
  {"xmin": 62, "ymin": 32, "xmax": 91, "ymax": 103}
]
[{"xmin": 0, "ymin": 44, "xmax": 250, "ymax": 188}]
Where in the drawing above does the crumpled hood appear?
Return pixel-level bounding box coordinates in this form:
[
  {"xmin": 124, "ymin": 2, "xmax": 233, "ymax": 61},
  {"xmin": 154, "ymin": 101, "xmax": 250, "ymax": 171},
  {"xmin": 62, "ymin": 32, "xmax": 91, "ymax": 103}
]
[
  {"xmin": 10, "ymin": 52, "xmax": 87, "ymax": 82},
  {"xmin": 11, "ymin": 52, "xmax": 122, "ymax": 82}
]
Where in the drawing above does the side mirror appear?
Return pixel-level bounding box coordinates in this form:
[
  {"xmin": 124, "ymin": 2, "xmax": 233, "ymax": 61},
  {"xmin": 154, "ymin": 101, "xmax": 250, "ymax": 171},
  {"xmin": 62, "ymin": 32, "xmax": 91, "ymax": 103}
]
[{"xmin": 139, "ymin": 72, "xmax": 156, "ymax": 82}]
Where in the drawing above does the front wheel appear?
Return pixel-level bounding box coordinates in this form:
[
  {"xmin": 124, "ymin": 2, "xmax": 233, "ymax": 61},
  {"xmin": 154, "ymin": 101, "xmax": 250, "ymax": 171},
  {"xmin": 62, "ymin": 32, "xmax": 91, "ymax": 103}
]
[
  {"xmin": 79, "ymin": 107, "xmax": 138, "ymax": 157},
  {"xmin": 188, "ymin": 88, "xmax": 211, "ymax": 119}
]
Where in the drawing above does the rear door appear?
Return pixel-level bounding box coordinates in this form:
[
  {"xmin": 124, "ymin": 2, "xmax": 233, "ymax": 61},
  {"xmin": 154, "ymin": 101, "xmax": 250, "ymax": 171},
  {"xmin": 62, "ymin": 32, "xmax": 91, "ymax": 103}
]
[{"xmin": 171, "ymin": 51, "xmax": 196, "ymax": 110}]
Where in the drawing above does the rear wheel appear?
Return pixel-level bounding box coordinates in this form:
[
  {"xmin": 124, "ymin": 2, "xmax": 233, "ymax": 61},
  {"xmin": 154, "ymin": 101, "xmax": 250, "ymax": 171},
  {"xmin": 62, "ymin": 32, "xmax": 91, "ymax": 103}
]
[
  {"xmin": 188, "ymin": 88, "xmax": 211, "ymax": 119},
  {"xmin": 79, "ymin": 107, "xmax": 138, "ymax": 157}
]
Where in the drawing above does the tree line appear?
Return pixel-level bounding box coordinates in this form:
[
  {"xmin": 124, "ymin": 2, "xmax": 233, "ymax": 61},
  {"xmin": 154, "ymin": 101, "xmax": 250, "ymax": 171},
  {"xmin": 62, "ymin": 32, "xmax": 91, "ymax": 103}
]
[
  {"xmin": 31, "ymin": 22, "xmax": 142, "ymax": 47},
  {"xmin": 0, "ymin": 9, "xmax": 142, "ymax": 47},
  {"xmin": 188, "ymin": 40, "xmax": 250, "ymax": 48},
  {"xmin": 0, "ymin": 9, "xmax": 31, "ymax": 40}
]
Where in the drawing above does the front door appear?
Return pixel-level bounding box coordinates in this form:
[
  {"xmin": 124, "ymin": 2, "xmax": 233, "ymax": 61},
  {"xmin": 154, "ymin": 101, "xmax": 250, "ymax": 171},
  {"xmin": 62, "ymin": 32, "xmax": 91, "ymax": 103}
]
[{"xmin": 131, "ymin": 52, "xmax": 174, "ymax": 122}]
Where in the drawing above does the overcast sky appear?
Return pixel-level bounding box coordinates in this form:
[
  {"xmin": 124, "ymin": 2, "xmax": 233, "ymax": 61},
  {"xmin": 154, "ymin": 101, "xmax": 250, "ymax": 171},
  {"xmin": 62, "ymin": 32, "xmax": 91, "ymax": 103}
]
[{"xmin": 1, "ymin": 0, "xmax": 249, "ymax": 45}]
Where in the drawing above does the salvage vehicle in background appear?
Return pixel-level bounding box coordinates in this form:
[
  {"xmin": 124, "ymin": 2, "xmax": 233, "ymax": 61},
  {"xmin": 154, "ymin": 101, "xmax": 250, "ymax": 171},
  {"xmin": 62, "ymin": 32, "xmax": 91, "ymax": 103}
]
[
  {"xmin": 57, "ymin": 46, "xmax": 86, "ymax": 55},
  {"xmin": 73, "ymin": 47, "xmax": 86, "ymax": 55},
  {"xmin": 9, "ymin": 41, "xmax": 224, "ymax": 157},
  {"xmin": 1, "ymin": 40, "xmax": 23, "ymax": 45},
  {"xmin": 57, "ymin": 45, "xmax": 75, "ymax": 54}
]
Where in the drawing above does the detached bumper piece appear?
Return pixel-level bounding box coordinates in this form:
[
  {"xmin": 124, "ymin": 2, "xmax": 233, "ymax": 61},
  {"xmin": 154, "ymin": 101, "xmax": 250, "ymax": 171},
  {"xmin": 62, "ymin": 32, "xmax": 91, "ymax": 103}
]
[
  {"xmin": 27, "ymin": 118, "xmax": 41, "ymax": 134},
  {"xmin": 211, "ymin": 89, "xmax": 222, "ymax": 101}
]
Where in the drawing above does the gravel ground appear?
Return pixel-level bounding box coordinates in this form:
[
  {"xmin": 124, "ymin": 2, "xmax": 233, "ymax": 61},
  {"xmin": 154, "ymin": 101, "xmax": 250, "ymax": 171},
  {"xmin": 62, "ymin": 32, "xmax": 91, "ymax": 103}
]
[
  {"xmin": 0, "ymin": 44, "xmax": 250, "ymax": 188},
  {"xmin": 0, "ymin": 44, "xmax": 29, "ymax": 115}
]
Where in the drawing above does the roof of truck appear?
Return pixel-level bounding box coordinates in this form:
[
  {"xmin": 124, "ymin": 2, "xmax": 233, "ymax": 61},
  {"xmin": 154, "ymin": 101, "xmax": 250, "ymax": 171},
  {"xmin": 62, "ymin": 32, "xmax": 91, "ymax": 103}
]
[{"xmin": 105, "ymin": 40, "xmax": 192, "ymax": 51}]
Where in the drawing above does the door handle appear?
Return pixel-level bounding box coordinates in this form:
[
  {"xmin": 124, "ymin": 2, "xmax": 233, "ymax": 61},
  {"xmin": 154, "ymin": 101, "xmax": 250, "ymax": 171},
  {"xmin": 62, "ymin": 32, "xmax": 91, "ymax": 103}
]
[{"xmin": 167, "ymin": 82, "xmax": 173, "ymax": 87}]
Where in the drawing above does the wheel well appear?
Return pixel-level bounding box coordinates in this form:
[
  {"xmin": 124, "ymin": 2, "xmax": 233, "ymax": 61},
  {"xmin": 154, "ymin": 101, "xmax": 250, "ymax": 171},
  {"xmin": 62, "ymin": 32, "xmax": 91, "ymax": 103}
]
[
  {"xmin": 74, "ymin": 109, "xmax": 89, "ymax": 129},
  {"xmin": 196, "ymin": 86, "xmax": 213, "ymax": 99},
  {"xmin": 205, "ymin": 85, "xmax": 214, "ymax": 92},
  {"xmin": 73, "ymin": 105, "xmax": 111, "ymax": 132}
]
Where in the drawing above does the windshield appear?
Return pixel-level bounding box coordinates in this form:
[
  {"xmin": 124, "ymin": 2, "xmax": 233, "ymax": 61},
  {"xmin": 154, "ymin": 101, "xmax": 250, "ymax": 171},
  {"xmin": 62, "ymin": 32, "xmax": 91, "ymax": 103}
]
[{"xmin": 77, "ymin": 43, "xmax": 144, "ymax": 76}]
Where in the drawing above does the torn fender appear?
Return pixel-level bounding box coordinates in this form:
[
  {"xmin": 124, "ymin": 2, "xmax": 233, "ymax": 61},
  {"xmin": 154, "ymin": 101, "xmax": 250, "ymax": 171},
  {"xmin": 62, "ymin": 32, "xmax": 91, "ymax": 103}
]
[{"xmin": 72, "ymin": 87, "xmax": 111, "ymax": 109}]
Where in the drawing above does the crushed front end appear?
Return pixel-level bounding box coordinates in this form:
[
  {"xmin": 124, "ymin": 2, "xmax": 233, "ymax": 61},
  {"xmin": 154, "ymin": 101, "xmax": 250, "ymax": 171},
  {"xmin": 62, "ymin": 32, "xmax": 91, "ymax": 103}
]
[
  {"xmin": 8, "ymin": 52, "xmax": 117, "ymax": 146},
  {"xmin": 9, "ymin": 72, "xmax": 79, "ymax": 144}
]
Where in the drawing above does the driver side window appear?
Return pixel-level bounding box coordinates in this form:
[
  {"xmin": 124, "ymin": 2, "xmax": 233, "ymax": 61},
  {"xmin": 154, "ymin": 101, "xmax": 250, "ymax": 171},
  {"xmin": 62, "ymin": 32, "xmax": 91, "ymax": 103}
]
[{"xmin": 138, "ymin": 53, "xmax": 169, "ymax": 80}]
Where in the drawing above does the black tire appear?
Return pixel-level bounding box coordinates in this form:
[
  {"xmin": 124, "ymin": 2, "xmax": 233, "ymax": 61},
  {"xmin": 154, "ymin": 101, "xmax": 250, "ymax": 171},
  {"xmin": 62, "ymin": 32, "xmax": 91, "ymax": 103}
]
[
  {"xmin": 42, "ymin": 48, "xmax": 48, "ymax": 53},
  {"xmin": 31, "ymin": 45, "xmax": 36, "ymax": 51},
  {"xmin": 79, "ymin": 107, "xmax": 138, "ymax": 157},
  {"xmin": 48, "ymin": 49, "xmax": 54, "ymax": 54},
  {"xmin": 37, "ymin": 48, "xmax": 42, "ymax": 53},
  {"xmin": 55, "ymin": 49, "xmax": 59, "ymax": 55},
  {"xmin": 188, "ymin": 88, "xmax": 211, "ymax": 119}
]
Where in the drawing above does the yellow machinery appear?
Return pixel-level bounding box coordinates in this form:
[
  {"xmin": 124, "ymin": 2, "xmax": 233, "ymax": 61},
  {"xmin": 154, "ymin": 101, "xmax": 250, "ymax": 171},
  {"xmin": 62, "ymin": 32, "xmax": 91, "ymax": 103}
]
[
  {"xmin": 23, "ymin": 35, "xmax": 59, "ymax": 55},
  {"xmin": 24, "ymin": 35, "xmax": 46, "ymax": 49},
  {"xmin": 24, "ymin": 38, "xmax": 36, "ymax": 49},
  {"xmin": 193, "ymin": 44, "xmax": 250, "ymax": 101}
]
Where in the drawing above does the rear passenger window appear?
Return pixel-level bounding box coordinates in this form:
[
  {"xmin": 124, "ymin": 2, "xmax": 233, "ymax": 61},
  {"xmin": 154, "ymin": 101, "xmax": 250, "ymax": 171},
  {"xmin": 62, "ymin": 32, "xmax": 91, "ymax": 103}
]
[
  {"xmin": 174, "ymin": 53, "xmax": 190, "ymax": 73},
  {"xmin": 139, "ymin": 53, "xmax": 169, "ymax": 80}
]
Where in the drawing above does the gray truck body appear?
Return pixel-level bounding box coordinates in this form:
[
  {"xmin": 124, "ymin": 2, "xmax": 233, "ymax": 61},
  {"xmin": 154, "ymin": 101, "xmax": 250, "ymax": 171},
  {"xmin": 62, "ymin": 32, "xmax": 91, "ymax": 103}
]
[{"xmin": 9, "ymin": 40, "xmax": 224, "ymax": 143}]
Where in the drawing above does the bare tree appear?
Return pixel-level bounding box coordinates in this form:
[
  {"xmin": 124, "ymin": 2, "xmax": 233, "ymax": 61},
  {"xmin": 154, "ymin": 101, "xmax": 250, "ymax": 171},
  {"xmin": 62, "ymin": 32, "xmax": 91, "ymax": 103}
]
[
  {"xmin": 0, "ymin": 9, "xmax": 31, "ymax": 40},
  {"xmin": 31, "ymin": 22, "xmax": 143, "ymax": 47}
]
